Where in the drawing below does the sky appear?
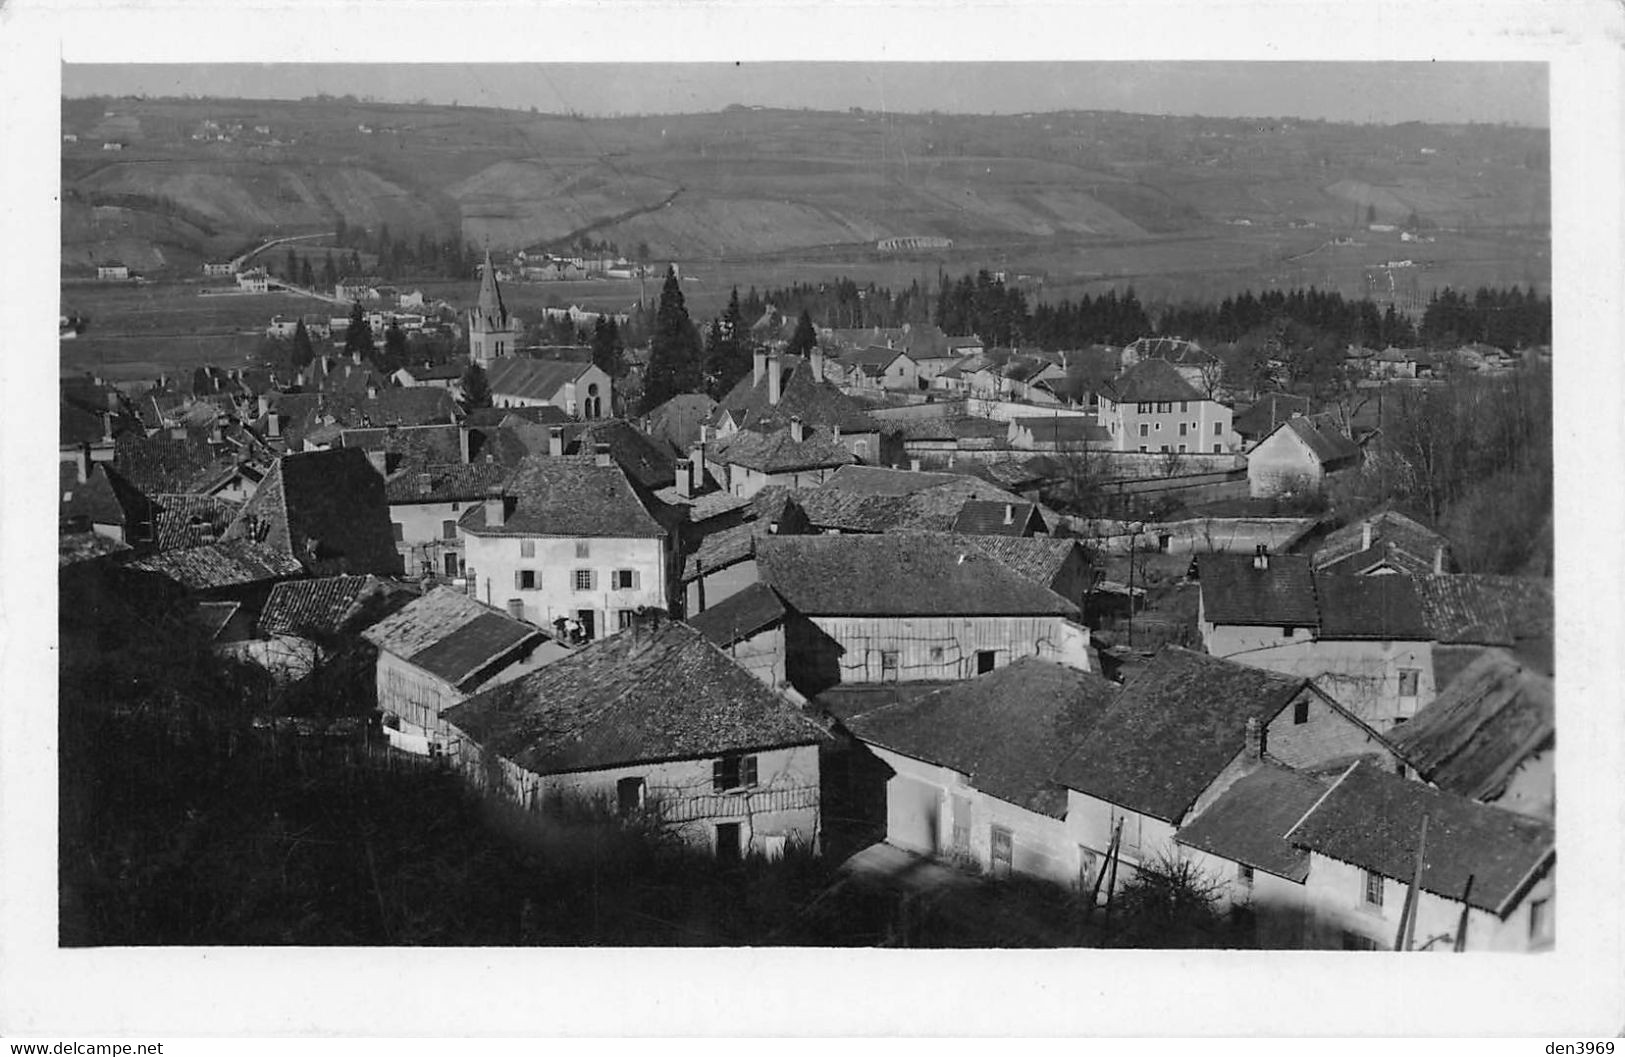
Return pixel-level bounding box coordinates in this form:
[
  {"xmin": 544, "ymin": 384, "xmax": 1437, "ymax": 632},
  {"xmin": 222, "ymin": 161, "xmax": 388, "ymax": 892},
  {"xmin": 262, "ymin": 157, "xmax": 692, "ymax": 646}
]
[{"xmin": 60, "ymin": 62, "xmax": 1549, "ymax": 127}]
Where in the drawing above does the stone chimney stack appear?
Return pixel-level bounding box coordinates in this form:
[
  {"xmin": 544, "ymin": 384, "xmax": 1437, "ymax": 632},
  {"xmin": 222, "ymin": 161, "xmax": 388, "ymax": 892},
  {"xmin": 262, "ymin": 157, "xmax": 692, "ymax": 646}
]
[
  {"xmin": 267, "ymin": 411, "xmax": 281, "ymax": 439},
  {"xmin": 594, "ymin": 442, "xmax": 613, "ymax": 467},
  {"xmin": 767, "ymin": 352, "xmax": 783, "ymax": 406},
  {"xmin": 675, "ymin": 458, "xmax": 693, "ymax": 498},
  {"xmin": 1434, "ymin": 545, "xmax": 1446, "ymax": 574},
  {"xmin": 549, "ymin": 426, "xmax": 565, "ymax": 458},
  {"xmin": 1361, "ymin": 521, "xmax": 1373, "ymax": 551},
  {"xmin": 1004, "ymin": 503, "xmax": 1015, "ymax": 526},
  {"xmin": 485, "ymin": 487, "xmax": 506, "ymax": 528},
  {"xmin": 789, "ymin": 415, "xmax": 804, "ymax": 443},
  {"xmin": 753, "ymin": 350, "xmax": 768, "ymax": 387},
  {"xmin": 76, "ymin": 443, "xmax": 91, "ymax": 484},
  {"xmin": 1245, "ymin": 716, "xmax": 1265, "ymax": 760},
  {"xmin": 909, "ymin": 458, "xmax": 922, "ymax": 472},
  {"xmin": 458, "ymin": 423, "xmax": 472, "ymax": 464},
  {"xmin": 1252, "ymin": 544, "xmax": 1269, "ymax": 570},
  {"xmin": 367, "ymin": 382, "xmax": 379, "ymax": 400},
  {"xmin": 810, "ymin": 347, "xmax": 824, "ymax": 382}
]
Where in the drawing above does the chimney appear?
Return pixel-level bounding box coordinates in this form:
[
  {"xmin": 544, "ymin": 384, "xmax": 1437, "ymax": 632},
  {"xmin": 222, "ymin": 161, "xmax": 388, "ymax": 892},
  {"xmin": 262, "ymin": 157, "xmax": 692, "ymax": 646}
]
[
  {"xmin": 366, "ymin": 450, "xmax": 387, "ymax": 477},
  {"xmin": 100, "ymin": 412, "xmax": 114, "ymax": 443},
  {"xmin": 789, "ymin": 415, "xmax": 804, "ymax": 443},
  {"xmin": 594, "ymin": 442, "xmax": 612, "ymax": 467},
  {"xmin": 1252, "ymin": 544, "xmax": 1269, "ymax": 570},
  {"xmin": 753, "ymin": 350, "xmax": 767, "ymax": 387},
  {"xmin": 367, "ymin": 383, "xmax": 379, "ymax": 400},
  {"xmin": 458, "ymin": 423, "xmax": 472, "ymax": 464},
  {"xmin": 675, "ymin": 458, "xmax": 693, "ymax": 498},
  {"xmin": 810, "ymin": 346, "xmax": 824, "ymax": 381},
  {"xmin": 295, "ymin": 370, "xmax": 306, "ymax": 388},
  {"xmin": 485, "ymin": 487, "xmax": 507, "ymax": 528},
  {"xmin": 76, "ymin": 443, "xmax": 90, "ymax": 484},
  {"xmin": 210, "ymin": 420, "xmax": 224, "ymax": 445},
  {"xmin": 267, "ymin": 411, "xmax": 281, "ymax": 439},
  {"xmin": 168, "ymin": 425, "xmax": 186, "ymax": 441},
  {"xmin": 909, "ymin": 458, "xmax": 921, "ymax": 472},
  {"xmin": 257, "ymin": 394, "xmax": 270, "ymax": 418},
  {"xmin": 549, "ymin": 426, "xmax": 564, "ymax": 458},
  {"xmin": 352, "ymin": 349, "xmax": 363, "ymax": 366},
  {"xmin": 767, "ymin": 352, "xmax": 783, "ymax": 406},
  {"xmin": 416, "ymin": 471, "xmax": 432, "ymax": 495},
  {"xmin": 1361, "ymin": 521, "xmax": 1373, "ymax": 551},
  {"xmin": 1434, "ymin": 545, "xmax": 1446, "ymax": 574},
  {"xmin": 1004, "ymin": 503, "xmax": 1015, "ymax": 526},
  {"xmin": 1245, "ymin": 716, "xmax": 1265, "ymax": 760},
  {"xmin": 833, "ymin": 423, "xmax": 841, "ymax": 442}
]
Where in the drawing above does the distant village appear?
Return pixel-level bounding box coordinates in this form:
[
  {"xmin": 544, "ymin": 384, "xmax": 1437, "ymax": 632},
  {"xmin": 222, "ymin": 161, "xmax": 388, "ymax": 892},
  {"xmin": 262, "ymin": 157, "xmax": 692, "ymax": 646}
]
[{"xmin": 59, "ymin": 248, "xmax": 1554, "ymax": 952}]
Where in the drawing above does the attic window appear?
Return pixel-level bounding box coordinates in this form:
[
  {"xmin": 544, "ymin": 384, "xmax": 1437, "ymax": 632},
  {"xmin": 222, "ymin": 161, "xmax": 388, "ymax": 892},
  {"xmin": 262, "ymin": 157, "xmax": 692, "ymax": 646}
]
[
  {"xmin": 1293, "ymin": 698, "xmax": 1309, "ymax": 725},
  {"xmin": 713, "ymin": 754, "xmax": 758, "ymax": 793}
]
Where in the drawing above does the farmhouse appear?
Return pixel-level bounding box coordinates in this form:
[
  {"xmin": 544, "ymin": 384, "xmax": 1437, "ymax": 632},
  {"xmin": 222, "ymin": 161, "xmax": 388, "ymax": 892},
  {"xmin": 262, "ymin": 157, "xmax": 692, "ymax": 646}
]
[
  {"xmin": 236, "ymin": 268, "xmax": 270, "ymax": 294},
  {"xmin": 364, "ymin": 587, "xmax": 570, "ymax": 755},
  {"xmin": 443, "ymin": 619, "xmax": 827, "ymax": 859},
  {"xmin": 1247, "ymin": 414, "xmax": 1362, "ymax": 498},
  {"xmin": 1097, "ymin": 358, "xmax": 1234, "ymax": 454},
  {"xmin": 847, "ymin": 658, "xmax": 1116, "ymax": 884}
]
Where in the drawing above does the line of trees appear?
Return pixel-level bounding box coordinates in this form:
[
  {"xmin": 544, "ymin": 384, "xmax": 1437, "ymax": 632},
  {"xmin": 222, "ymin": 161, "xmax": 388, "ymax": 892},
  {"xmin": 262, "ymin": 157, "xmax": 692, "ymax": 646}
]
[{"xmin": 1417, "ymin": 286, "xmax": 1552, "ymax": 350}]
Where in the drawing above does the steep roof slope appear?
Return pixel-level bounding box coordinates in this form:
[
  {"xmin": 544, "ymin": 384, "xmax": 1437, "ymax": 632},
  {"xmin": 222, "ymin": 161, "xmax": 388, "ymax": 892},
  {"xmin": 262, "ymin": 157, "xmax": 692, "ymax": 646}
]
[
  {"xmin": 457, "ymin": 454, "xmax": 665, "ymax": 539},
  {"xmin": 221, "ymin": 448, "xmax": 403, "ymax": 577},
  {"xmin": 1286, "ymin": 761, "xmax": 1555, "ymax": 915},
  {"xmin": 714, "ymin": 355, "xmax": 880, "ymax": 434},
  {"xmin": 848, "ymin": 657, "xmax": 1116, "ymax": 817},
  {"xmin": 443, "ymin": 620, "xmax": 825, "ymax": 774},
  {"xmin": 755, "ymin": 534, "xmax": 1078, "ymax": 618},
  {"xmin": 1196, "ymin": 553, "xmax": 1318, "ymax": 626},
  {"xmin": 364, "ymin": 587, "xmax": 548, "ymax": 691},
  {"xmin": 1054, "ymin": 646, "xmax": 1305, "ymax": 823},
  {"xmin": 1175, "ymin": 765, "xmax": 1328, "ymax": 882}
]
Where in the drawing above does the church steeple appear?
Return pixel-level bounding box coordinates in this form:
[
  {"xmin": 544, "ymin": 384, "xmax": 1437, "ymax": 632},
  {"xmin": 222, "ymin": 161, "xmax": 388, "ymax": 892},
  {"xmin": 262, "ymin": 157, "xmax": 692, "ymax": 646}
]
[{"xmin": 468, "ymin": 248, "xmax": 518, "ymax": 369}]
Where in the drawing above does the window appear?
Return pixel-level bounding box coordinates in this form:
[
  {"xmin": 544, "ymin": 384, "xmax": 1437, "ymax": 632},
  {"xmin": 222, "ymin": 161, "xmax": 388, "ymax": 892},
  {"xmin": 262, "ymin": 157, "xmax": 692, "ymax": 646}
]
[
  {"xmin": 1529, "ymin": 897, "xmax": 1553, "ymax": 944},
  {"xmin": 617, "ymin": 609, "xmax": 635, "ymax": 630},
  {"xmin": 881, "ymin": 650, "xmax": 899, "ymax": 678},
  {"xmin": 1398, "ymin": 668, "xmax": 1420, "ymax": 697},
  {"xmin": 929, "ymin": 646, "xmax": 944, "ymax": 662},
  {"xmin": 391, "ymin": 522, "xmax": 404, "ymax": 542},
  {"xmin": 1156, "ymin": 401, "xmax": 1172, "ymax": 414},
  {"xmin": 1179, "ymin": 422, "xmax": 1188, "ymax": 437},
  {"xmin": 976, "ymin": 650, "xmax": 997, "ymax": 674},
  {"xmin": 617, "ymin": 776, "xmax": 645, "ymax": 816},
  {"xmin": 1154, "ymin": 423, "xmax": 1162, "ymax": 433},
  {"xmin": 855, "ymin": 439, "xmax": 868, "ymax": 458},
  {"xmin": 1139, "ymin": 445, "xmax": 1148, "ymax": 453},
  {"xmin": 990, "ymin": 825, "xmax": 1013, "ymax": 878},
  {"xmin": 573, "ymin": 569, "xmax": 595, "ymax": 592},
  {"xmin": 575, "ymin": 540, "xmax": 590, "ymax": 559},
  {"xmin": 1237, "ymin": 863, "xmax": 1254, "ymax": 888},
  {"xmin": 1293, "ymin": 698, "xmax": 1310, "ymax": 724},
  {"xmin": 1363, "ymin": 868, "xmax": 1385, "ymax": 907},
  {"xmin": 1139, "ymin": 423, "xmax": 1149, "ymax": 438},
  {"xmin": 1213, "ymin": 444, "xmax": 1222, "ymax": 453},
  {"xmin": 612, "ymin": 569, "xmax": 638, "ymax": 590},
  {"xmin": 1178, "ymin": 444, "xmax": 1188, "ymax": 453},
  {"xmin": 1214, "ymin": 421, "xmax": 1223, "ymax": 436},
  {"xmin": 1282, "ymin": 625, "xmax": 1295, "ymax": 638},
  {"xmin": 1180, "ymin": 401, "xmax": 1189, "ymax": 413},
  {"xmin": 515, "ymin": 569, "xmax": 537, "ymax": 590},
  {"xmin": 520, "ymin": 539, "xmax": 536, "ymax": 558},
  {"xmin": 1137, "ymin": 402, "xmax": 1150, "ymax": 414},
  {"xmin": 713, "ymin": 753, "xmax": 758, "ymax": 792},
  {"xmin": 442, "ymin": 520, "xmax": 457, "ymax": 540},
  {"xmin": 1160, "ymin": 444, "xmax": 1169, "ymax": 453}
]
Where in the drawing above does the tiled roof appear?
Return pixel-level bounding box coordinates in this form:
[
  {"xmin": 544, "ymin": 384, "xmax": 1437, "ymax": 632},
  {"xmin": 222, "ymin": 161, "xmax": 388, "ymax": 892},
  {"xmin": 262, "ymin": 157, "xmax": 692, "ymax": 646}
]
[
  {"xmin": 1054, "ymin": 646, "xmax": 1306, "ymax": 822},
  {"xmin": 484, "ymin": 358, "xmax": 596, "ymax": 403},
  {"xmin": 221, "ymin": 448, "xmax": 404, "ymax": 577},
  {"xmin": 151, "ymin": 493, "xmax": 241, "ymax": 551},
  {"xmin": 1314, "ymin": 574, "xmax": 1432, "ymax": 640},
  {"xmin": 59, "ymin": 531, "xmax": 132, "ymax": 567},
  {"xmin": 1233, "ymin": 394, "xmax": 1313, "ymax": 439},
  {"xmin": 364, "ymin": 587, "xmax": 547, "ymax": 690},
  {"xmin": 1196, "ymin": 553, "xmax": 1319, "ymax": 627},
  {"xmin": 714, "ymin": 355, "xmax": 881, "ymax": 434},
  {"xmin": 755, "ymin": 534, "xmax": 1078, "ymax": 618},
  {"xmin": 1286, "ymin": 761, "xmax": 1555, "ymax": 915},
  {"xmin": 559, "ymin": 419, "xmax": 679, "ymax": 489},
  {"xmin": 257, "ymin": 574, "xmax": 410, "ymax": 638},
  {"xmin": 681, "ymin": 520, "xmax": 761, "ymax": 581},
  {"xmin": 125, "ymin": 540, "xmax": 304, "ymax": 591},
  {"xmin": 60, "ymin": 462, "xmax": 148, "ymax": 530},
  {"xmin": 112, "ymin": 431, "xmax": 243, "ymax": 495},
  {"xmin": 822, "ymin": 465, "xmax": 963, "ymax": 496},
  {"xmin": 1175, "ymin": 765, "xmax": 1328, "ymax": 882},
  {"xmin": 1412, "ymin": 575, "xmax": 1554, "ymax": 648},
  {"xmin": 848, "ymin": 657, "xmax": 1116, "ymax": 818},
  {"xmin": 1103, "ymin": 358, "xmax": 1206, "ymax": 403},
  {"xmin": 710, "ymin": 424, "xmax": 857, "ymax": 474},
  {"xmin": 340, "ymin": 423, "xmax": 463, "ymax": 463},
  {"xmin": 400, "ymin": 360, "xmax": 468, "ymax": 382},
  {"xmin": 1315, "ymin": 508, "xmax": 1450, "ymax": 572},
  {"xmin": 1274, "ymin": 414, "xmax": 1362, "ymax": 466},
  {"xmin": 898, "ymin": 532, "xmax": 1081, "ymax": 592},
  {"xmin": 686, "ymin": 583, "xmax": 789, "ymax": 647},
  {"xmin": 443, "ymin": 620, "xmax": 825, "ymax": 773},
  {"xmin": 643, "ymin": 393, "xmax": 719, "ymax": 455},
  {"xmin": 1388, "ymin": 650, "xmax": 1553, "ymax": 804},
  {"xmin": 462, "ymin": 404, "xmax": 573, "ymax": 429},
  {"xmin": 949, "ymin": 500, "xmax": 1044, "ymax": 537},
  {"xmin": 654, "ymin": 486, "xmax": 753, "ymax": 524},
  {"xmin": 458, "ymin": 454, "xmax": 666, "ymax": 539},
  {"xmin": 384, "ymin": 460, "xmax": 510, "ymax": 504},
  {"xmin": 841, "ymin": 346, "xmax": 912, "ymax": 368}
]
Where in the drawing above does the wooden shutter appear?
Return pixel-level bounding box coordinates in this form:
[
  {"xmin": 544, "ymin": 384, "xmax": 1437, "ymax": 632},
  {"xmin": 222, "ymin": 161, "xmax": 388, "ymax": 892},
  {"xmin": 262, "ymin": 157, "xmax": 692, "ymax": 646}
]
[{"xmin": 742, "ymin": 755, "xmax": 758, "ymax": 789}]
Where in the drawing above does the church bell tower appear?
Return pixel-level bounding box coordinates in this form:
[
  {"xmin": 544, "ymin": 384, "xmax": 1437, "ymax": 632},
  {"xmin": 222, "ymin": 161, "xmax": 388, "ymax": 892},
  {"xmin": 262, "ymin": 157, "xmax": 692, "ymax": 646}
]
[{"xmin": 468, "ymin": 249, "xmax": 517, "ymax": 368}]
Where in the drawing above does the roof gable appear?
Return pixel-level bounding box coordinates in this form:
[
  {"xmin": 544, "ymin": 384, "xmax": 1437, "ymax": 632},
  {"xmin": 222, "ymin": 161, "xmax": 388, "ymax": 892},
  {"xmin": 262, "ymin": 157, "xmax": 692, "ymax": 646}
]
[
  {"xmin": 222, "ymin": 448, "xmax": 403, "ymax": 577},
  {"xmin": 1174, "ymin": 764, "xmax": 1328, "ymax": 881},
  {"xmin": 458, "ymin": 454, "xmax": 665, "ymax": 539},
  {"xmin": 1105, "ymin": 358, "xmax": 1206, "ymax": 403}
]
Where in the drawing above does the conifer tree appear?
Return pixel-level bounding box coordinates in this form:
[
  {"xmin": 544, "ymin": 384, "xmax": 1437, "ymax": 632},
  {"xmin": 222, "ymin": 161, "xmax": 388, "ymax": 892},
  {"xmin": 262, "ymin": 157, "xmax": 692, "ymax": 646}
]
[
  {"xmin": 787, "ymin": 308, "xmax": 818, "ymax": 358},
  {"xmin": 640, "ymin": 268, "xmax": 703, "ymax": 414},
  {"xmin": 459, "ymin": 361, "xmax": 492, "ymax": 410},
  {"xmin": 291, "ymin": 319, "xmax": 315, "ymax": 371}
]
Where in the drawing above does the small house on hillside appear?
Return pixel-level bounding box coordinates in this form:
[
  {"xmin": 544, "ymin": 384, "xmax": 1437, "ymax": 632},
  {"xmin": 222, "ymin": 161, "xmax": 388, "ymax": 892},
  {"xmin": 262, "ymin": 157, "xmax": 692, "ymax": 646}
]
[
  {"xmin": 364, "ymin": 587, "xmax": 570, "ymax": 755},
  {"xmin": 1247, "ymin": 414, "xmax": 1362, "ymax": 497},
  {"xmin": 848, "ymin": 657, "xmax": 1117, "ymax": 885},
  {"xmin": 443, "ymin": 619, "xmax": 828, "ymax": 859}
]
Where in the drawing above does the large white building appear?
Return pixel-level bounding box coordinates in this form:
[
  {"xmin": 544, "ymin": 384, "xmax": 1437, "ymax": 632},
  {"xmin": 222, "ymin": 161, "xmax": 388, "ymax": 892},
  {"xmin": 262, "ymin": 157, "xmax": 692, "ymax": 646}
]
[{"xmin": 457, "ymin": 450, "xmax": 672, "ymax": 642}]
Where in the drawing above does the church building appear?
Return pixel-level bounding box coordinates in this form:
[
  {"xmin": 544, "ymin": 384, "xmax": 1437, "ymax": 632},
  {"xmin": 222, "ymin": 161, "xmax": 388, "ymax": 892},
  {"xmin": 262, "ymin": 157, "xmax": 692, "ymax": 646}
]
[{"xmin": 469, "ymin": 251, "xmax": 520, "ymax": 368}]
